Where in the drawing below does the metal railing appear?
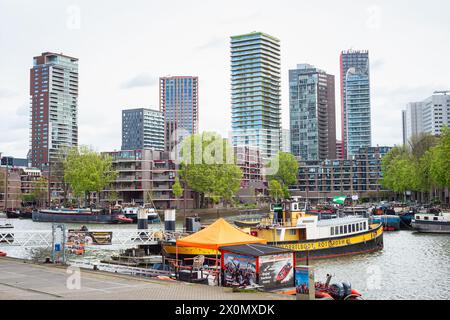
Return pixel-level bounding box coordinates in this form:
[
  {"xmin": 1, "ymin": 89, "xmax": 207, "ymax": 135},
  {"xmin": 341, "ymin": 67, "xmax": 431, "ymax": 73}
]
[
  {"xmin": 0, "ymin": 229, "xmax": 186, "ymax": 248},
  {"xmin": 0, "ymin": 230, "xmax": 53, "ymax": 247},
  {"xmin": 68, "ymin": 260, "xmax": 172, "ymax": 278}
]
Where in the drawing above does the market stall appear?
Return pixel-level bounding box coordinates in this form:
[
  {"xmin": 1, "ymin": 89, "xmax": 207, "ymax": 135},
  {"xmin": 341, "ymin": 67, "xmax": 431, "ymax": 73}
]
[{"xmin": 172, "ymin": 218, "xmax": 267, "ymax": 284}]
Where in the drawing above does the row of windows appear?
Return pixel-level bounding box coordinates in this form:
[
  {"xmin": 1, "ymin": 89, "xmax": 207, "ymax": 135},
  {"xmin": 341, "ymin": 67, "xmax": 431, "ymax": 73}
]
[
  {"xmin": 330, "ymin": 222, "xmax": 366, "ymax": 236},
  {"xmin": 416, "ymin": 216, "xmax": 440, "ymax": 221}
]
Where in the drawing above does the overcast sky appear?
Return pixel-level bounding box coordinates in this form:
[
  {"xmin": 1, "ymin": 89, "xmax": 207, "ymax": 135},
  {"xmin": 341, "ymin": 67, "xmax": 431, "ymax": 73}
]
[{"xmin": 1, "ymin": 0, "xmax": 449, "ymax": 158}]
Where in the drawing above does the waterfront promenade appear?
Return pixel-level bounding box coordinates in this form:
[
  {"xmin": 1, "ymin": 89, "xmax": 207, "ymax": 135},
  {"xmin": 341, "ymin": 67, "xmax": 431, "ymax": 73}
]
[{"xmin": 0, "ymin": 258, "xmax": 292, "ymax": 300}]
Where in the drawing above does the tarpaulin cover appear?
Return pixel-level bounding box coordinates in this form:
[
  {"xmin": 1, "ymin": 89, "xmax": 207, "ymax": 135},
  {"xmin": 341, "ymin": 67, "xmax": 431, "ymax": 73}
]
[{"xmin": 176, "ymin": 218, "xmax": 267, "ymax": 250}]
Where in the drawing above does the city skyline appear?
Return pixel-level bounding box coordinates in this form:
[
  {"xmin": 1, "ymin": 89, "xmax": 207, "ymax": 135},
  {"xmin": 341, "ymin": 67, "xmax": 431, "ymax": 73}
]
[{"xmin": 1, "ymin": 0, "xmax": 450, "ymax": 158}]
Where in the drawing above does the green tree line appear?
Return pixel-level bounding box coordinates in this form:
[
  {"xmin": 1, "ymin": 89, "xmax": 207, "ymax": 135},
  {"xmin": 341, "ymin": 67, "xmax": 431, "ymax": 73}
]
[{"xmin": 382, "ymin": 126, "xmax": 450, "ymax": 200}]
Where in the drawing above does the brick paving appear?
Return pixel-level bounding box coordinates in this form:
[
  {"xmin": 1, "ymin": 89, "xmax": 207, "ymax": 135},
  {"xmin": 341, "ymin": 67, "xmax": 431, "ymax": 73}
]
[{"xmin": 0, "ymin": 258, "xmax": 293, "ymax": 300}]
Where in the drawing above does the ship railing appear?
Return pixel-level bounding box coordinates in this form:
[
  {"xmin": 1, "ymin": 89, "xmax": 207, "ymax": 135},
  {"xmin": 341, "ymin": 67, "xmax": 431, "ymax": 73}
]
[{"xmin": 257, "ymin": 218, "xmax": 297, "ymax": 228}]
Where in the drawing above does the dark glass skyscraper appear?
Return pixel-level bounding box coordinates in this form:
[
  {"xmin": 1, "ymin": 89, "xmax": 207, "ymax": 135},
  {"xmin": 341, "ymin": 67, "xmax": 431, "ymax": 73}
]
[
  {"xmin": 340, "ymin": 50, "xmax": 371, "ymax": 158},
  {"xmin": 289, "ymin": 64, "xmax": 336, "ymax": 161},
  {"xmin": 121, "ymin": 108, "xmax": 164, "ymax": 151},
  {"xmin": 159, "ymin": 76, "xmax": 199, "ymax": 152}
]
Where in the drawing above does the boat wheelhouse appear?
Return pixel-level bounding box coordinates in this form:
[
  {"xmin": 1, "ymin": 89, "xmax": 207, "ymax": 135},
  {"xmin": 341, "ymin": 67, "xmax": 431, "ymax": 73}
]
[{"xmin": 123, "ymin": 205, "xmax": 160, "ymax": 223}]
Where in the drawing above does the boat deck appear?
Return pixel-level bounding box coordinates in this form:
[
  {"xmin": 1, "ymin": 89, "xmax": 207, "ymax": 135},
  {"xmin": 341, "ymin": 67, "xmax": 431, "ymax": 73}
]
[{"xmin": 317, "ymin": 216, "xmax": 368, "ymax": 227}]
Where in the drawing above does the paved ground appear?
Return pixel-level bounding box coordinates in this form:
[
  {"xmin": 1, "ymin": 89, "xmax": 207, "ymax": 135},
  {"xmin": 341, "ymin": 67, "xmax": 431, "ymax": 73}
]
[{"xmin": 0, "ymin": 257, "xmax": 292, "ymax": 300}]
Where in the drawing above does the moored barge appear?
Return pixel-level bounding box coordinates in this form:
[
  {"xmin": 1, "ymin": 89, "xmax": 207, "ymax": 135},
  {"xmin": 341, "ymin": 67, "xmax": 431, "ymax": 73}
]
[
  {"xmin": 32, "ymin": 208, "xmax": 133, "ymax": 224},
  {"xmin": 412, "ymin": 211, "xmax": 450, "ymax": 234}
]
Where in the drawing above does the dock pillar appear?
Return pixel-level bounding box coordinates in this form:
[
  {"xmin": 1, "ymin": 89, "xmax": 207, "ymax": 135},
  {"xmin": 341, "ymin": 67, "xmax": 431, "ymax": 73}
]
[
  {"xmin": 164, "ymin": 209, "xmax": 176, "ymax": 232},
  {"xmin": 137, "ymin": 208, "xmax": 148, "ymax": 230}
]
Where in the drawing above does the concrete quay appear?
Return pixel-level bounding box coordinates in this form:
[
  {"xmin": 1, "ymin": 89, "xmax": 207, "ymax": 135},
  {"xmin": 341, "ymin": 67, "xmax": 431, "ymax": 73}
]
[{"xmin": 0, "ymin": 257, "xmax": 292, "ymax": 300}]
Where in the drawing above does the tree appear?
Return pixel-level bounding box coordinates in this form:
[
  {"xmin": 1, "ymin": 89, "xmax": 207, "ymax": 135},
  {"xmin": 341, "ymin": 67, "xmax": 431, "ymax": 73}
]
[
  {"xmin": 179, "ymin": 132, "xmax": 243, "ymax": 207},
  {"xmin": 172, "ymin": 176, "xmax": 183, "ymax": 210},
  {"xmin": 415, "ymin": 150, "xmax": 435, "ymax": 192},
  {"xmin": 382, "ymin": 139, "xmax": 439, "ymax": 201},
  {"xmin": 32, "ymin": 176, "xmax": 48, "ymax": 208},
  {"xmin": 108, "ymin": 190, "xmax": 119, "ymax": 205},
  {"xmin": 52, "ymin": 147, "xmax": 71, "ymax": 205},
  {"xmin": 21, "ymin": 193, "xmax": 37, "ymax": 206},
  {"xmin": 381, "ymin": 146, "xmax": 414, "ymax": 199},
  {"xmin": 430, "ymin": 126, "xmax": 450, "ymax": 188},
  {"xmin": 268, "ymin": 179, "xmax": 283, "ymax": 202},
  {"xmin": 408, "ymin": 133, "xmax": 438, "ymax": 160},
  {"xmin": 64, "ymin": 146, "xmax": 118, "ymax": 207},
  {"xmin": 267, "ymin": 151, "xmax": 299, "ymax": 199},
  {"xmin": 407, "ymin": 133, "xmax": 438, "ymax": 193}
]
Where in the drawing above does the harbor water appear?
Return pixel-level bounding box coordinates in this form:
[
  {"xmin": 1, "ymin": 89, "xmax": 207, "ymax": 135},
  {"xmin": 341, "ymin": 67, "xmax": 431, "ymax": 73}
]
[{"xmin": 1, "ymin": 217, "xmax": 450, "ymax": 300}]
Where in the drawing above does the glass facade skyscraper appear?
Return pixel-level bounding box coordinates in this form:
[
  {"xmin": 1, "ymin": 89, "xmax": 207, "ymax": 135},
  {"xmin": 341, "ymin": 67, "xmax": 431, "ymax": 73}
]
[
  {"xmin": 231, "ymin": 32, "xmax": 281, "ymax": 160},
  {"xmin": 159, "ymin": 76, "xmax": 199, "ymax": 152},
  {"xmin": 289, "ymin": 64, "xmax": 336, "ymax": 161},
  {"xmin": 340, "ymin": 50, "xmax": 371, "ymax": 158},
  {"xmin": 121, "ymin": 108, "xmax": 164, "ymax": 151}
]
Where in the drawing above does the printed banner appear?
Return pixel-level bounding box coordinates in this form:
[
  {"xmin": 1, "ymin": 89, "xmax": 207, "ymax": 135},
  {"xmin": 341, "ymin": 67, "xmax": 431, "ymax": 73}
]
[
  {"xmin": 67, "ymin": 231, "xmax": 113, "ymax": 255},
  {"xmin": 295, "ymin": 266, "xmax": 315, "ymax": 300},
  {"xmin": 259, "ymin": 253, "xmax": 294, "ymax": 289},
  {"xmin": 223, "ymin": 253, "xmax": 257, "ymax": 287}
]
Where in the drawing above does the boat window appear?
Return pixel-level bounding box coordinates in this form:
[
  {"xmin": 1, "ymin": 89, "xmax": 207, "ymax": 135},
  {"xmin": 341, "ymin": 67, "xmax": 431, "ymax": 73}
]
[
  {"xmin": 434, "ymin": 217, "xmax": 438, "ymax": 221},
  {"xmin": 363, "ymin": 222, "xmax": 366, "ymax": 230},
  {"xmin": 344, "ymin": 225, "xmax": 348, "ymax": 234},
  {"xmin": 356, "ymin": 223, "xmax": 360, "ymax": 231},
  {"xmin": 352, "ymin": 224, "xmax": 356, "ymax": 233},
  {"xmin": 293, "ymin": 203, "xmax": 298, "ymax": 211},
  {"xmin": 289, "ymin": 229, "xmax": 296, "ymax": 236},
  {"xmin": 424, "ymin": 216, "xmax": 429, "ymax": 221},
  {"xmin": 335, "ymin": 226, "xmax": 339, "ymax": 235},
  {"xmin": 340, "ymin": 226, "xmax": 343, "ymax": 234},
  {"xmin": 331, "ymin": 227, "xmax": 334, "ymax": 236},
  {"xmin": 416, "ymin": 216, "xmax": 420, "ymax": 220}
]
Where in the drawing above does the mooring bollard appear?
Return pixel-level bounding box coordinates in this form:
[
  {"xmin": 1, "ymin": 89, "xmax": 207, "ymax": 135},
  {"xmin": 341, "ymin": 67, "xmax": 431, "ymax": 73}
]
[
  {"xmin": 137, "ymin": 208, "xmax": 148, "ymax": 230},
  {"xmin": 164, "ymin": 209, "xmax": 176, "ymax": 232}
]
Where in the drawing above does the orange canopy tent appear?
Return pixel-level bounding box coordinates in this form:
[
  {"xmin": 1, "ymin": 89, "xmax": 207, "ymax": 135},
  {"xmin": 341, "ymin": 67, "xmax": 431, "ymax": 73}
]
[{"xmin": 176, "ymin": 218, "xmax": 267, "ymax": 250}]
